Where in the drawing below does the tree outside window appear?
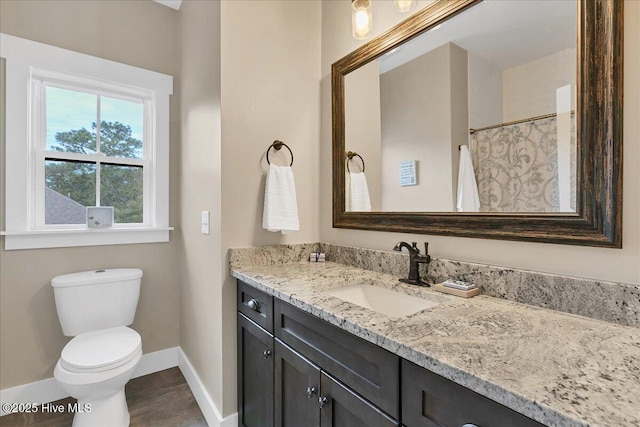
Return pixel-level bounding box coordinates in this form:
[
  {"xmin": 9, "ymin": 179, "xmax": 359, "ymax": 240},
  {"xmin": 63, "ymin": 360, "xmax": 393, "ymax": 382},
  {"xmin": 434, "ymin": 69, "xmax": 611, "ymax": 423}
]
[{"xmin": 45, "ymin": 121, "xmax": 144, "ymax": 224}]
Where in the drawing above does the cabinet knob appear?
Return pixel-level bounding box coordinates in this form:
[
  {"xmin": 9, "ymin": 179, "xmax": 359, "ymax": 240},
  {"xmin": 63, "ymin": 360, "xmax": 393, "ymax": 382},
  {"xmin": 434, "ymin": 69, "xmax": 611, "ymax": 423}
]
[
  {"xmin": 318, "ymin": 396, "xmax": 328, "ymax": 409},
  {"xmin": 247, "ymin": 299, "xmax": 260, "ymax": 311},
  {"xmin": 263, "ymin": 350, "xmax": 272, "ymax": 358},
  {"xmin": 462, "ymin": 424, "xmax": 481, "ymax": 427},
  {"xmin": 306, "ymin": 387, "xmax": 317, "ymax": 398}
]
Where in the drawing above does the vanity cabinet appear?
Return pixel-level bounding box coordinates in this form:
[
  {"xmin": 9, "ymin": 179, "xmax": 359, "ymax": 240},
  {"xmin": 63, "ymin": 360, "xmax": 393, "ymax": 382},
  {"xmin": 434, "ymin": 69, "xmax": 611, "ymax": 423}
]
[
  {"xmin": 274, "ymin": 299, "xmax": 400, "ymax": 419},
  {"xmin": 238, "ymin": 281, "xmax": 399, "ymax": 427},
  {"xmin": 402, "ymin": 360, "xmax": 544, "ymax": 427},
  {"xmin": 274, "ymin": 339, "xmax": 319, "ymax": 426},
  {"xmin": 238, "ymin": 313, "xmax": 274, "ymax": 427},
  {"xmin": 238, "ymin": 281, "xmax": 273, "ymax": 332},
  {"xmin": 238, "ymin": 280, "xmax": 543, "ymax": 427},
  {"xmin": 275, "ymin": 338, "xmax": 398, "ymax": 427},
  {"xmin": 318, "ymin": 370, "xmax": 399, "ymax": 427},
  {"xmin": 238, "ymin": 281, "xmax": 276, "ymax": 427}
]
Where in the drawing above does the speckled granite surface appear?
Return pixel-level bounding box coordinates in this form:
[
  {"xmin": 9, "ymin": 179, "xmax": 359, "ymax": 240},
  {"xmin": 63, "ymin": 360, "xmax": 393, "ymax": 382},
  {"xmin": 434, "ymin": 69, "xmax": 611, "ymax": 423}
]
[
  {"xmin": 229, "ymin": 242, "xmax": 320, "ymax": 268},
  {"xmin": 230, "ymin": 260, "xmax": 640, "ymax": 427},
  {"xmin": 229, "ymin": 243, "xmax": 640, "ymax": 327}
]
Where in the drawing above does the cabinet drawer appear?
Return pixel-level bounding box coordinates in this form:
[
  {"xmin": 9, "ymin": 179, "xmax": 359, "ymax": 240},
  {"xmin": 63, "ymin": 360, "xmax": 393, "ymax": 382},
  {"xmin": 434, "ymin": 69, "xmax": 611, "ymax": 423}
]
[
  {"xmin": 238, "ymin": 281, "xmax": 273, "ymax": 333},
  {"xmin": 401, "ymin": 360, "xmax": 544, "ymax": 427},
  {"xmin": 275, "ymin": 300, "xmax": 400, "ymax": 419}
]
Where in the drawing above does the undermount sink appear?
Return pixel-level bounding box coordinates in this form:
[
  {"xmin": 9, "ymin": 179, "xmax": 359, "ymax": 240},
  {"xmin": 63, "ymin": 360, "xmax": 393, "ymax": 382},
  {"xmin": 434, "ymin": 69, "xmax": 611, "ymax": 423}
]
[{"xmin": 325, "ymin": 284, "xmax": 440, "ymax": 318}]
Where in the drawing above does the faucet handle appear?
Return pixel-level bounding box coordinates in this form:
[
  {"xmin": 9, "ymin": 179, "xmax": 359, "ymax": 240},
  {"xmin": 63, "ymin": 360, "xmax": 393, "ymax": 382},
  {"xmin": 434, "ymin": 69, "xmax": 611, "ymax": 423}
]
[{"xmin": 422, "ymin": 242, "xmax": 432, "ymax": 263}]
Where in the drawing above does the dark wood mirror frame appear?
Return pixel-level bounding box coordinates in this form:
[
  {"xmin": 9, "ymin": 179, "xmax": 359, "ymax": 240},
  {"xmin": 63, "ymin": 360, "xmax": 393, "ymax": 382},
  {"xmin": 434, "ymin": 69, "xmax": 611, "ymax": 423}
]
[{"xmin": 332, "ymin": 0, "xmax": 623, "ymax": 247}]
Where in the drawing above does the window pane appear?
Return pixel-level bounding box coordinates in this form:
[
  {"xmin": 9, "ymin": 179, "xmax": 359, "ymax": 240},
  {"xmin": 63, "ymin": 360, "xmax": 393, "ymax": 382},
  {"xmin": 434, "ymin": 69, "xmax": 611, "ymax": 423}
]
[
  {"xmin": 100, "ymin": 96, "xmax": 144, "ymax": 159},
  {"xmin": 101, "ymin": 164, "xmax": 143, "ymax": 223},
  {"xmin": 45, "ymin": 160, "xmax": 96, "ymax": 224},
  {"xmin": 46, "ymin": 87, "xmax": 97, "ymax": 153}
]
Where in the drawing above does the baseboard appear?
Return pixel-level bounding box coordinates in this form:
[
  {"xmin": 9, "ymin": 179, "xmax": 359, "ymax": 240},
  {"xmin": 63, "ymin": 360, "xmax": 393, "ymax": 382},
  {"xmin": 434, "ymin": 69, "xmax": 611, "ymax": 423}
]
[
  {"xmin": 0, "ymin": 377, "xmax": 67, "ymax": 416},
  {"xmin": 0, "ymin": 346, "xmax": 239, "ymax": 425},
  {"xmin": 178, "ymin": 348, "xmax": 238, "ymax": 427},
  {"xmin": 133, "ymin": 346, "xmax": 179, "ymax": 378},
  {"xmin": 0, "ymin": 346, "xmax": 180, "ymax": 416}
]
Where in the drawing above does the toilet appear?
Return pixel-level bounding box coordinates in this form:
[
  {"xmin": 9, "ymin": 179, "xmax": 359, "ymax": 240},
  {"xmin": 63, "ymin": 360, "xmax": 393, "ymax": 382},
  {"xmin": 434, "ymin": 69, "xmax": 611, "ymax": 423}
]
[{"xmin": 51, "ymin": 268, "xmax": 143, "ymax": 427}]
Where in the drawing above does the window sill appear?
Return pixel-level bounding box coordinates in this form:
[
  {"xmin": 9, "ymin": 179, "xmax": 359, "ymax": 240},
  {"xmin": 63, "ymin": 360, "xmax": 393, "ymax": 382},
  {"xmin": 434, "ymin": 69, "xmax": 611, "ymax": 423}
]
[{"xmin": 0, "ymin": 227, "xmax": 174, "ymax": 250}]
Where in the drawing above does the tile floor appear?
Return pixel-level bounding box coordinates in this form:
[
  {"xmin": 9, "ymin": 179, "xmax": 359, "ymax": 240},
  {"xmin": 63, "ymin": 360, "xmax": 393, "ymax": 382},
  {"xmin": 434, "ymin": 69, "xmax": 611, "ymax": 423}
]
[{"xmin": 0, "ymin": 367, "xmax": 207, "ymax": 426}]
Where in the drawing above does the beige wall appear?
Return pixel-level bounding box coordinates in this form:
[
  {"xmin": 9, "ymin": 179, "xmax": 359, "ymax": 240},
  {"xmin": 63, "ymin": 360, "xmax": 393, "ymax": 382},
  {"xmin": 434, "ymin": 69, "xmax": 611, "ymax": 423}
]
[
  {"xmin": 448, "ymin": 43, "xmax": 469, "ymax": 203},
  {"xmin": 345, "ymin": 60, "xmax": 382, "ymax": 209},
  {"xmin": 380, "ymin": 43, "xmax": 455, "ymax": 211},
  {"xmin": 0, "ymin": 0, "xmax": 181, "ymax": 389},
  {"xmin": 1, "ymin": 1, "xmax": 638, "ymax": 420},
  {"xmin": 0, "ymin": 2, "xmax": 323, "ymax": 417},
  {"xmin": 468, "ymin": 52, "xmax": 503, "ymax": 129},
  {"xmin": 219, "ymin": 0, "xmax": 321, "ymax": 416},
  {"xmin": 178, "ymin": 0, "xmax": 223, "ymax": 418},
  {"xmin": 503, "ymin": 48, "xmax": 576, "ymax": 122},
  {"xmin": 321, "ymin": 0, "xmax": 640, "ymax": 285}
]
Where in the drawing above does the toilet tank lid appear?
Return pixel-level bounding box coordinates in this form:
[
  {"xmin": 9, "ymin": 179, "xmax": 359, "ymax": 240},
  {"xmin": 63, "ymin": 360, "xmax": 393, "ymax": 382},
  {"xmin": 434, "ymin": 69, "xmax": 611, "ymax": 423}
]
[{"xmin": 52, "ymin": 268, "xmax": 143, "ymax": 288}]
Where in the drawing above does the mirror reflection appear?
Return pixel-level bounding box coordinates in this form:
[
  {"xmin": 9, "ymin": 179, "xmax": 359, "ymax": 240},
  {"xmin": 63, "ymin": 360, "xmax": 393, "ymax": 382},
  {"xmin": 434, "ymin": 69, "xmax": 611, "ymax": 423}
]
[{"xmin": 344, "ymin": 0, "xmax": 577, "ymax": 213}]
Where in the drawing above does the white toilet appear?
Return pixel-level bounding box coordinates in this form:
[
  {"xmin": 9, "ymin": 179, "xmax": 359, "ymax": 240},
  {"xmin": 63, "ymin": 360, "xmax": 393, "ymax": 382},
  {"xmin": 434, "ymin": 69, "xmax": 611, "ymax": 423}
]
[{"xmin": 52, "ymin": 268, "xmax": 143, "ymax": 427}]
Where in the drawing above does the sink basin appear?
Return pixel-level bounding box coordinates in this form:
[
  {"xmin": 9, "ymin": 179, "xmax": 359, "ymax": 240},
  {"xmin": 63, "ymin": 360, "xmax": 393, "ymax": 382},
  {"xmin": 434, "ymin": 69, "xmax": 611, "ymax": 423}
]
[{"xmin": 325, "ymin": 284, "xmax": 440, "ymax": 318}]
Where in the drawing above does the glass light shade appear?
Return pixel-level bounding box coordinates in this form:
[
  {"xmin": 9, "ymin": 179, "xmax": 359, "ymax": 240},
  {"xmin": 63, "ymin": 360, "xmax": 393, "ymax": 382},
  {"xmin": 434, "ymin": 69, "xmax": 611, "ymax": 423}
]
[
  {"xmin": 352, "ymin": 0, "xmax": 373, "ymax": 40},
  {"xmin": 393, "ymin": 0, "xmax": 417, "ymax": 13}
]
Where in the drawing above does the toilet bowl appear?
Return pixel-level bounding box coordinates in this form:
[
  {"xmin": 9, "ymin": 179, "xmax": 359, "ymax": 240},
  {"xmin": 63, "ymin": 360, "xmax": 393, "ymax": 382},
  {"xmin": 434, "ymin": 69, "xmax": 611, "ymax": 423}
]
[
  {"xmin": 54, "ymin": 326, "xmax": 142, "ymax": 427},
  {"xmin": 51, "ymin": 268, "xmax": 143, "ymax": 427}
]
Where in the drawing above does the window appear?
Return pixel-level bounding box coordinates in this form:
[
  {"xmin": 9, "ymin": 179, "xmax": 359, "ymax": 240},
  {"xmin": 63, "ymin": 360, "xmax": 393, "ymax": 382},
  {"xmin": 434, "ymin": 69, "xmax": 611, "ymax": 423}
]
[
  {"xmin": 1, "ymin": 34, "xmax": 173, "ymax": 249},
  {"xmin": 40, "ymin": 83, "xmax": 147, "ymax": 227}
]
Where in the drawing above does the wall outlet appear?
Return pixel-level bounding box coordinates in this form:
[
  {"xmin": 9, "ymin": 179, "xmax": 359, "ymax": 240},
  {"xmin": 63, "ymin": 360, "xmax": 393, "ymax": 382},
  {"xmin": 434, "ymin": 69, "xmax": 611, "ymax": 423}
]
[{"xmin": 201, "ymin": 211, "xmax": 210, "ymax": 235}]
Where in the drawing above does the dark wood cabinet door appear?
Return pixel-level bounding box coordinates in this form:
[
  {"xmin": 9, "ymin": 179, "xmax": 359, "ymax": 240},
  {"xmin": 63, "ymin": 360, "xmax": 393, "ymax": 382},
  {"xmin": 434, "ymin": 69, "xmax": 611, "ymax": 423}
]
[
  {"xmin": 275, "ymin": 300, "xmax": 400, "ymax": 418},
  {"xmin": 319, "ymin": 372, "xmax": 399, "ymax": 427},
  {"xmin": 401, "ymin": 360, "xmax": 544, "ymax": 427},
  {"xmin": 275, "ymin": 339, "xmax": 321, "ymax": 427},
  {"xmin": 238, "ymin": 313, "xmax": 275, "ymax": 427}
]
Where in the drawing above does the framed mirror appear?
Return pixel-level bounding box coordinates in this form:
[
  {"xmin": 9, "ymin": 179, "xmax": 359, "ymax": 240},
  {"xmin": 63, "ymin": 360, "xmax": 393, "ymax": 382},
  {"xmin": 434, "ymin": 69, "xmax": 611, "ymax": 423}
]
[{"xmin": 332, "ymin": 0, "xmax": 622, "ymax": 247}]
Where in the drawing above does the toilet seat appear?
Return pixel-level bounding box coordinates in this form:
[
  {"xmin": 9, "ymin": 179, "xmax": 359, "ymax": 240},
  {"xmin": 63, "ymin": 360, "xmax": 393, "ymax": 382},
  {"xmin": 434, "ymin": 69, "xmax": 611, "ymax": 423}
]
[{"xmin": 60, "ymin": 326, "xmax": 141, "ymax": 374}]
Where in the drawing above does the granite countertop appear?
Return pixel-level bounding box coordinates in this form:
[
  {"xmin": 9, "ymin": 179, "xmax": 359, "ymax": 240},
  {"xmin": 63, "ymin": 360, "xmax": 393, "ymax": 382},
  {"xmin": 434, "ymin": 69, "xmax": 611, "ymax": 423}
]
[{"xmin": 231, "ymin": 261, "xmax": 640, "ymax": 427}]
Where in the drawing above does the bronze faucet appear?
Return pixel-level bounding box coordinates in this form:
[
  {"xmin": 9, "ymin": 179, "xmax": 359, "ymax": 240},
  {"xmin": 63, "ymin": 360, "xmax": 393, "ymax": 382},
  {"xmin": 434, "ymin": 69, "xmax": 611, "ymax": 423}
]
[{"xmin": 393, "ymin": 241, "xmax": 431, "ymax": 287}]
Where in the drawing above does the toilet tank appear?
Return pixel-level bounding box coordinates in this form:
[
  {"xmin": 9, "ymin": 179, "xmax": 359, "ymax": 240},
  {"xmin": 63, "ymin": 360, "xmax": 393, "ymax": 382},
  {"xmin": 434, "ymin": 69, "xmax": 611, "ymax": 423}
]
[{"xmin": 52, "ymin": 269, "xmax": 142, "ymax": 336}]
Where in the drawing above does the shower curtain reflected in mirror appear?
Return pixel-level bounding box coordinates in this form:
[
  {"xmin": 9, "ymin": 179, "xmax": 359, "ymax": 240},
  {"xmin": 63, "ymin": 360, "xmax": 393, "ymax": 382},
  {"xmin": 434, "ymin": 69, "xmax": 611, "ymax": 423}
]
[{"xmin": 471, "ymin": 115, "xmax": 576, "ymax": 212}]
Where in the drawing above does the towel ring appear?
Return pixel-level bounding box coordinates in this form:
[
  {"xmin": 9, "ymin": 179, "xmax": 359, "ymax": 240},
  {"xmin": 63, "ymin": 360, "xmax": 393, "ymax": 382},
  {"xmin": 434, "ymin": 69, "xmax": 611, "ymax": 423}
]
[
  {"xmin": 346, "ymin": 151, "xmax": 365, "ymax": 172},
  {"xmin": 266, "ymin": 140, "xmax": 293, "ymax": 166}
]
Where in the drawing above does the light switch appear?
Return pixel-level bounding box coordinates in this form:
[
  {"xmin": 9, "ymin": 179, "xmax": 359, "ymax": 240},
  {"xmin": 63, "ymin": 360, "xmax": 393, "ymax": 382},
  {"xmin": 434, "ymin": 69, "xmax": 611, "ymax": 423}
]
[{"xmin": 201, "ymin": 211, "xmax": 210, "ymax": 235}]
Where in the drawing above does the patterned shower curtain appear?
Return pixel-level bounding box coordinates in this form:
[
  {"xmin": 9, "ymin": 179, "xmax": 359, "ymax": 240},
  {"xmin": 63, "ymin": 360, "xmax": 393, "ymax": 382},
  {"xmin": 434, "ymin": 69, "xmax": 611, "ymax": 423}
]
[{"xmin": 471, "ymin": 116, "xmax": 575, "ymax": 212}]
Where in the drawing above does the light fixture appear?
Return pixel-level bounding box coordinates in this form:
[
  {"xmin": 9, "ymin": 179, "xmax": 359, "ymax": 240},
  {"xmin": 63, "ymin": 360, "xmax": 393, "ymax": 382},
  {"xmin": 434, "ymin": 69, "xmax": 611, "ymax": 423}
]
[
  {"xmin": 393, "ymin": 0, "xmax": 417, "ymax": 13},
  {"xmin": 352, "ymin": 0, "xmax": 373, "ymax": 40}
]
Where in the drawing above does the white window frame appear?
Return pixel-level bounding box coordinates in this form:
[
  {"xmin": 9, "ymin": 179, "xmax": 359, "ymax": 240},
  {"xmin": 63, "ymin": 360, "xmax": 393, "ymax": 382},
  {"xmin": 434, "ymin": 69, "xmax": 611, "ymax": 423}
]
[
  {"xmin": 1, "ymin": 33, "xmax": 173, "ymax": 250},
  {"xmin": 33, "ymin": 72, "xmax": 153, "ymax": 229}
]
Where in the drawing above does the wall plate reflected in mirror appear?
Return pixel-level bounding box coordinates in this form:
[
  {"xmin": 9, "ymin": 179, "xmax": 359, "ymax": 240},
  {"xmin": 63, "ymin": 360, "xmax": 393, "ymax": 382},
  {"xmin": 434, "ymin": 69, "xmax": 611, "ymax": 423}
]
[{"xmin": 87, "ymin": 207, "xmax": 114, "ymax": 229}]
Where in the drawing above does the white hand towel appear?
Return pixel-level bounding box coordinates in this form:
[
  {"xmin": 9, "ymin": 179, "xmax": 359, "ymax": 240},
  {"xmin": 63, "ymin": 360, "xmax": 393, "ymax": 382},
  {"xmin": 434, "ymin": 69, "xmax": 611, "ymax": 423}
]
[
  {"xmin": 263, "ymin": 164, "xmax": 299, "ymax": 234},
  {"xmin": 347, "ymin": 172, "xmax": 371, "ymax": 212},
  {"xmin": 456, "ymin": 145, "xmax": 480, "ymax": 212}
]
